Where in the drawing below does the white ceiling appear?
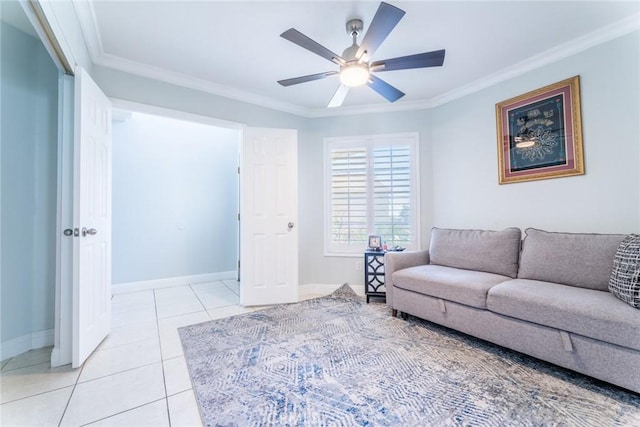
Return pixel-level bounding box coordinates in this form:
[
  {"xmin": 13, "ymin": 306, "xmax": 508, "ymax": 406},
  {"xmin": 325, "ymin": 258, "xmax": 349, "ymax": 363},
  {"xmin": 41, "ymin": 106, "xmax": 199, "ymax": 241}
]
[{"xmin": 10, "ymin": 1, "xmax": 640, "ymax": 117}]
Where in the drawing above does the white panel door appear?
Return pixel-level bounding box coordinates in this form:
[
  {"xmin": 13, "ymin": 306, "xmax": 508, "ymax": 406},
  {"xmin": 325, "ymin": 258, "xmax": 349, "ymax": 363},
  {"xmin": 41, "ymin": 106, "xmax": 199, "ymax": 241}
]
[
  {"xmin": 72, "ymin": 67, "xmax": 112, "ymax": 368},
  {"xmin": 240, "ymin": 127, "xmax": 298, "ymax": 306}
]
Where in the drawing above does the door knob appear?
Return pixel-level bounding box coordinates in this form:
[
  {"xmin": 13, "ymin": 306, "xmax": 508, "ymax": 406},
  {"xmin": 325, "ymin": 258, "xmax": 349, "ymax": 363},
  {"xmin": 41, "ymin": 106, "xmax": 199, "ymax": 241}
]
[
  {"xmin": 82, "ymin": 227, "xmax": 97, "ymax": 237},
  {"xmin": 288, "ymin": 222, "xmax": 295, "ymax": 229}
]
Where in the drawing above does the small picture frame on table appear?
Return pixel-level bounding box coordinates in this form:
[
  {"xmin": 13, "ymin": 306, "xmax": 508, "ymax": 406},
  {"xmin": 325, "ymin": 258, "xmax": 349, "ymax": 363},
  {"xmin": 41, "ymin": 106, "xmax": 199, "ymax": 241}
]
[{"xmin": 368, "ymin": 235, "xmax": 382, "ymax": 251}]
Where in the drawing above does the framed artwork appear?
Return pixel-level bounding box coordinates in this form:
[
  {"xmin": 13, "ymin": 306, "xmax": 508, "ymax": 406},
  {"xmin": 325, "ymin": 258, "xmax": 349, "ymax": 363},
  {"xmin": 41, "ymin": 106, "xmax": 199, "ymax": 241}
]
[
  {"xmin": 368, "ymin": 235, "xmax": 382, "ymax": 250},
  {"xmin": 496, "ymin": 76, "xmax": 584, "ymax": 184}
]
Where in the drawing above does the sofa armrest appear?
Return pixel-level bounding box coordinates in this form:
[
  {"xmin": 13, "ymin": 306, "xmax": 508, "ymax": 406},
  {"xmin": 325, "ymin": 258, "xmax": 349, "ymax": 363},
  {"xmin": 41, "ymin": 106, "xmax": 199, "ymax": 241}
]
[{"xmin": 384, "ymin": 250, "xmax": 430, "ymax": 310}]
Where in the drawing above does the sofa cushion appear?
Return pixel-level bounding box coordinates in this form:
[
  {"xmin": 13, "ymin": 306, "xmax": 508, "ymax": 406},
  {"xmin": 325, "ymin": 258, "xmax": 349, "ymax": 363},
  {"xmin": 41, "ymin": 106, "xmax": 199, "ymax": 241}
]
[
  {"xmin": 392, "ymin": 264, "xmax": 511, "ymax": 309},
  {"xmin": 429, "ymin": 227, "xmax": 521, "ymax": 278},
  {"xmin": 517, "ymin": 228, "xmax": 626, "ymax": 291},
  {"xmin": 609, "ymin": 234, "xmax": 640, "ymax": 308},
  {"xmin": 487, "ymin": 279, "xmax": 640, "ymax": 351}
]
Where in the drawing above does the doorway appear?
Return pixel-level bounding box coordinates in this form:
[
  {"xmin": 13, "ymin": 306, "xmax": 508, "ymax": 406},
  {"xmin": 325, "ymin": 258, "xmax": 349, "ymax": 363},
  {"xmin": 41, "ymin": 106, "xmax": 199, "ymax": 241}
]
[{"xmin": 110, "ymin": 105, "xmax": 242, "ymax": 293}]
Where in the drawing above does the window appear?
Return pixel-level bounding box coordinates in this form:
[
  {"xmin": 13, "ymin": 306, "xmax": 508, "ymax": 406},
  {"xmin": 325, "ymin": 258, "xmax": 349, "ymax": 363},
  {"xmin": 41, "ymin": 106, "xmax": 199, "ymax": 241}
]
[{"xmin": 324, "ymin": 133, "xmax": 420, "ymax": 256}]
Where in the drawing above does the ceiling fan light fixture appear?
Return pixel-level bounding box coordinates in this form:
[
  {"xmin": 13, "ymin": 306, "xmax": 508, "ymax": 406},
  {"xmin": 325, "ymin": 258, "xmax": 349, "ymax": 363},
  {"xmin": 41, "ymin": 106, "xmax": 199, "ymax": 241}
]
[{"xmin": 339, "ymin": 63, "xmax": 370, "ymax": 87}]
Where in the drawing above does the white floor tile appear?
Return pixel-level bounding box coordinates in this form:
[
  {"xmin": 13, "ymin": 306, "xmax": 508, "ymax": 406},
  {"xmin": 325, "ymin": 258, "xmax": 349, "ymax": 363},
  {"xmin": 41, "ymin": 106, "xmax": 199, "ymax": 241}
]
[
  {"xmin": 99, "ymin": 319, "xmax": 159, "ymax": 350},
  {"xmin": 154, "ymin": 286, "xmax": 197, "ymax": 298},
  {"xmin": 0, "ymin": 283, "xmax": 269, "ymax": 427},
  {"xmin": 1, "ymin": 346, "xmax": 53, "ymax": 372},
  {"xmin": 111, "ymin": 304, "xmax": 157, "ymax": 329},
  {"xmin": 158, "ymin": 311, "xmax": 210, "ymax": 360},
  {"xmin": 60, "ymin": 363, "xmax": 165, "ymax": 426},
  {"xmin": 155, "ymin": 291, "xmax": 205, "ymax": 319},
  {"xmin": 0, "ymin": 362, "xmax": 80, "ymax": 405},
  {"xmin": 190, "ymin": 281, "xmax": 227, "ymax": 292},
  {"xmin": 221, "ymin": 279, "xmax": 240, "ymax": 295},
  {"xmin": 163, "ymin": 356, "xmax": 192, "ymax": 396},
  {"xmin": 192, "ymin": 284, "xmax": 239, "ymax": 309},
  {"xmin": 86, "ymin": 398, "xmax": 169, "ymax": 427},
  {"xmin": 111, "ymin": 291, "xmax": 157, "ymax": 327},
  {"xmin": 79, "ymin": 338, "xmax": 161, "ymax": 382},
  {"xmin": 0, "ymin": 386, "xmax": 73, "ymax": 427},
  {"xmin": 111, "ymin": 290, "xmax": 155, "ymax": 309},
  {"xmin": 167, "ymin": 389, "xmax": 203, "ymax": 427}
]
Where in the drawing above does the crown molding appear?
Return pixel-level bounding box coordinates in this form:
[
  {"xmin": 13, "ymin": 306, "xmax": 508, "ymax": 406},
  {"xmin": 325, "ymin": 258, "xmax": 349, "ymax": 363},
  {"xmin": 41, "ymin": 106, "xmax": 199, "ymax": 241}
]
[
  {"xmin": 425, "ymin": 12, "xmax": 640, "ymax": 110},
  {"xmin": 312, "ymin": 13, "xmax": 640, "ymax": 117},
  {"xmin": 110, "ymin": 98, "xmax": 245, "ymax": 130},
  {"xmin": 93, "ymin": 52, "xmax": 311, "ymax": 117},
  {"xmin": 71, "ymin": 0, "xmax": 310, "ymax": 117},
  {"xmin": 73, "ymin": 2, "xmax": 639, "ymax": 119},
  {"xmin": 72, "ymin": 0, "xmax": 103, "ymax": 64}
]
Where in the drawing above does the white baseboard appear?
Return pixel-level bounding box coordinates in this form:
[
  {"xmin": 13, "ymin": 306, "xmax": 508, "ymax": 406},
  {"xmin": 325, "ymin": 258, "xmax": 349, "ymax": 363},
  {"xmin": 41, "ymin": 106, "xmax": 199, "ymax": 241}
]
[
  {"xmin": 299, "ymin": 283, "xmax": 365, "ymax": 296},
  {"xmin": 112, "ymin": 271, "xmax": 236, "ymax": 294},
  {"xmin": 1, "ymin": 329, "xmax": 54, "ymax": 361}
]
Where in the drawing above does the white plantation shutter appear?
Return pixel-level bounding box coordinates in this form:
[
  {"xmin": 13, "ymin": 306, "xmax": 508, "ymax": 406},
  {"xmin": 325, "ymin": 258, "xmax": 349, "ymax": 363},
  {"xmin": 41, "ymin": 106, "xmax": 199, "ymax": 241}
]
[
  {"xmin": 373, "ymin": 145, "xmax": 412, "ymax": 247},
  {"xmin": 330, "ymin": 147, "xmax": 368, "ymax": 246},
  {"xmin": 325, "ymin": 134, "xmax": 419, "ymax": 255}
]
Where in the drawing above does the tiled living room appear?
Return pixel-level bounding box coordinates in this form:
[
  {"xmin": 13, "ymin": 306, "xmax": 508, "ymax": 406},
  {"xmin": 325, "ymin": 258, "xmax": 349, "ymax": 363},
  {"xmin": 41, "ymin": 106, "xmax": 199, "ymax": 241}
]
[{"xmin": 1, "ymin": 0, "xmax": 639, "ymax": 425}]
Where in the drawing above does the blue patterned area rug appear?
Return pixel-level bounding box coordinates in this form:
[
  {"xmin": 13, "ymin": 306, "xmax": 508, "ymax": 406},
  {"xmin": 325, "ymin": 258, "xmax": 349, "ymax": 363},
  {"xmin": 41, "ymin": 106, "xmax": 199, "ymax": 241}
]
[{"xmin": 179, "ymin": 284, "xmax": 640, "ymax": 426}]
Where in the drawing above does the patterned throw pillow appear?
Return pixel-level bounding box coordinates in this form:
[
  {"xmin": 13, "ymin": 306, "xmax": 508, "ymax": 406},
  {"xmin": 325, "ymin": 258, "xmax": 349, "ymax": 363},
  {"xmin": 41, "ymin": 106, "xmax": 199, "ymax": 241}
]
[{"xmin": 609, "ymin": 234, "xmax": 640, "ymax": 308}]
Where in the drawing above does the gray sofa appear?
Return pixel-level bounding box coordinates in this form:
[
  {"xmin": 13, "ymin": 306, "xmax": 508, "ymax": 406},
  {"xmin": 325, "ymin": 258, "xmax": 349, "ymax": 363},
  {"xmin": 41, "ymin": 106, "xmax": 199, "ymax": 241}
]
[{"xmin": 385, "ymin": 227, "xmax": 640, "ymax": 394}]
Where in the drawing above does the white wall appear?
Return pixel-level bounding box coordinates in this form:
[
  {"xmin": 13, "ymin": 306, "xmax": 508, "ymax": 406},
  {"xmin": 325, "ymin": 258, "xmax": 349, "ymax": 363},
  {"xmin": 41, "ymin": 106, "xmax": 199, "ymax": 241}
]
[
  {"xmin": 112, "ymin": 112, "xmax": 239, "ymax": 284},
  {"xmin": 430, "ymin": 31, "xmax": 640, "ymax": 235}
]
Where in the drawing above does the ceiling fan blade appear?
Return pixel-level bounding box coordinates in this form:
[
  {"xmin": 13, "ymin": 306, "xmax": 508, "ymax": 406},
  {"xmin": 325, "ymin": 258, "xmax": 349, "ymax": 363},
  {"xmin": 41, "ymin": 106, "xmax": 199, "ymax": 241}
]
[
  {"xmin": 371, "ymin": 49, "xmax": 446, "ymax": 72},
  {"xmin": 278, "ymin": 71, "xmax": 338, "ymax": 87},
  {"xmin": 328, "ymin": 84, "xmax": 350, "ymax": 108},
  {"xmin": 367, "ymin": 75, "xmax": 405, "ymax": 103},
  {"xmin": 281, "ymin": 28, "xmax": 345, "ymax": 66},
  {"xmin": 356, "ymin": 2, "xmax": 405, "ymax": 61}
]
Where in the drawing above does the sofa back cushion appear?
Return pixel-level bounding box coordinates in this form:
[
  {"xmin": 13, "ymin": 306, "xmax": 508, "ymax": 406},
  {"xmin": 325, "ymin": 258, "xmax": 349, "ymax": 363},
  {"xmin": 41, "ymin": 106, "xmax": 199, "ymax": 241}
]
[
  {"xmin": 429, "ymin": 227, "xmax": 521, "ymax": 278},
  {"xmin": 518, "ymin": 228, "xmax": 626, "ymax": 291}
]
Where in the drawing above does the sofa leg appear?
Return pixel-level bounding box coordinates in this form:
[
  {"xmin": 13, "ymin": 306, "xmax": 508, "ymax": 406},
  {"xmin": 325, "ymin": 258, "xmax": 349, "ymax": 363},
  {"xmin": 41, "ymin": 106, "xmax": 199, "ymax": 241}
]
[
  {"xmin": 392, "ymin": 309, "xmax": 398, "ymax": 317},
  {"xmin": 401, "ymin": 312, "xmax": 409, "ymax": 320}
]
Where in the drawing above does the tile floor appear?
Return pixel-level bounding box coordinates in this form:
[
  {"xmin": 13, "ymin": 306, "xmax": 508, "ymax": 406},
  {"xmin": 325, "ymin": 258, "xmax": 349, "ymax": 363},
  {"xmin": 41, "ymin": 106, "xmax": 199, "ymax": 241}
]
[{"xmin": 0, "ymin": 280, "xmax": 326, "ymax": 426}]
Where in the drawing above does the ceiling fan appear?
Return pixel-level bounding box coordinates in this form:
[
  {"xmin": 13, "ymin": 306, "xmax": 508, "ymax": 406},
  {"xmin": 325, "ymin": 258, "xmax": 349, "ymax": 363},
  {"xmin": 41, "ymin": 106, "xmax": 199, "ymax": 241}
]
[{"xmin": 277, "ymin": 2, "xmax": 446, "ymax": 108}]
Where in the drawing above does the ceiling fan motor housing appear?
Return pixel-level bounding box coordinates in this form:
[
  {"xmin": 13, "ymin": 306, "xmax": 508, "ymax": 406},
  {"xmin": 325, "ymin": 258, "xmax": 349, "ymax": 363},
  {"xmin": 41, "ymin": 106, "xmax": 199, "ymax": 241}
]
[
  {"xmin": 278, "ymin": 2, "xmax": 445, "ymax": 107},
  {"xmin": 343, "ymin": 19, "xmax": 364, "ymax": 61},
  {"xmin": 346, "ymin": 18, "xmax": 363, "ymax": 37}
]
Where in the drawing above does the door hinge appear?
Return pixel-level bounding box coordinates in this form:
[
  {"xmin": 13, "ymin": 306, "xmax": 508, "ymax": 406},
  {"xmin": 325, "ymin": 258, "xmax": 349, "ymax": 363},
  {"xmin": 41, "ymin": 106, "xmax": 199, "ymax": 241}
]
[
  {"xmin": 237, "ymin": 260, "xmax": 240, "ymax": 268},
  {"xmin": 237, "ymin": 213, "xmax": 240, "ymax": 221},
  {"xmin": 237, "ymin": 166, "xmax": 240, "ymax": 174}
]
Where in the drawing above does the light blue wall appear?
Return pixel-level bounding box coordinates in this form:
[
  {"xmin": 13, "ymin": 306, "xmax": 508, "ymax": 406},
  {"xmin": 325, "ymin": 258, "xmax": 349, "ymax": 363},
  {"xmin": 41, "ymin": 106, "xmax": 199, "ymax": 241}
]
[
  {"xmin": 429, "ymin": 31, "xmax": 640, "ymax": 235},
  {"xmin": 112, "ymin": 112, "xmax": 240, "ymax": 284},
  {"xmin": 301, "ymin": 111, "xmax": 433, "ymax": 287},
  {"xmin": 1, "ymin": 22, "xmax": 59, "ymax": 343},
  {"xmin": 0, "ymin": 16, "xmax": 633, "ymax": 357},
  {"xmin": 92, "ymin": 32, "xmax": 640, "ymax": 289},
  {"xmin": 301, "ymin": 31, "xmax": 640, "ymax": 286}
]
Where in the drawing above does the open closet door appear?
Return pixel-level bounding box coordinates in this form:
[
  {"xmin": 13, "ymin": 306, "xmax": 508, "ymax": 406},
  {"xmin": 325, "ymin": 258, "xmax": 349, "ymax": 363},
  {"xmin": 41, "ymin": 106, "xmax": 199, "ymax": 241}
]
[
  {"xmin": 72, "ymin": 67, "xmax": 112, "ymax": 368},
  {"xmin": 240, "ymin": 127, "xmax": 298, "ymax": 306}
]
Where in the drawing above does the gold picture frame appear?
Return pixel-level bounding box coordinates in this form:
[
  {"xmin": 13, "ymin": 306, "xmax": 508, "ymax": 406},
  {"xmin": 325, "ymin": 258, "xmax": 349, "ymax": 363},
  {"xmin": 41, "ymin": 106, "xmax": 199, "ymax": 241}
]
[{"xmin": 496, "ymin": 76, "xmax": 584, "ymax": 184}]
